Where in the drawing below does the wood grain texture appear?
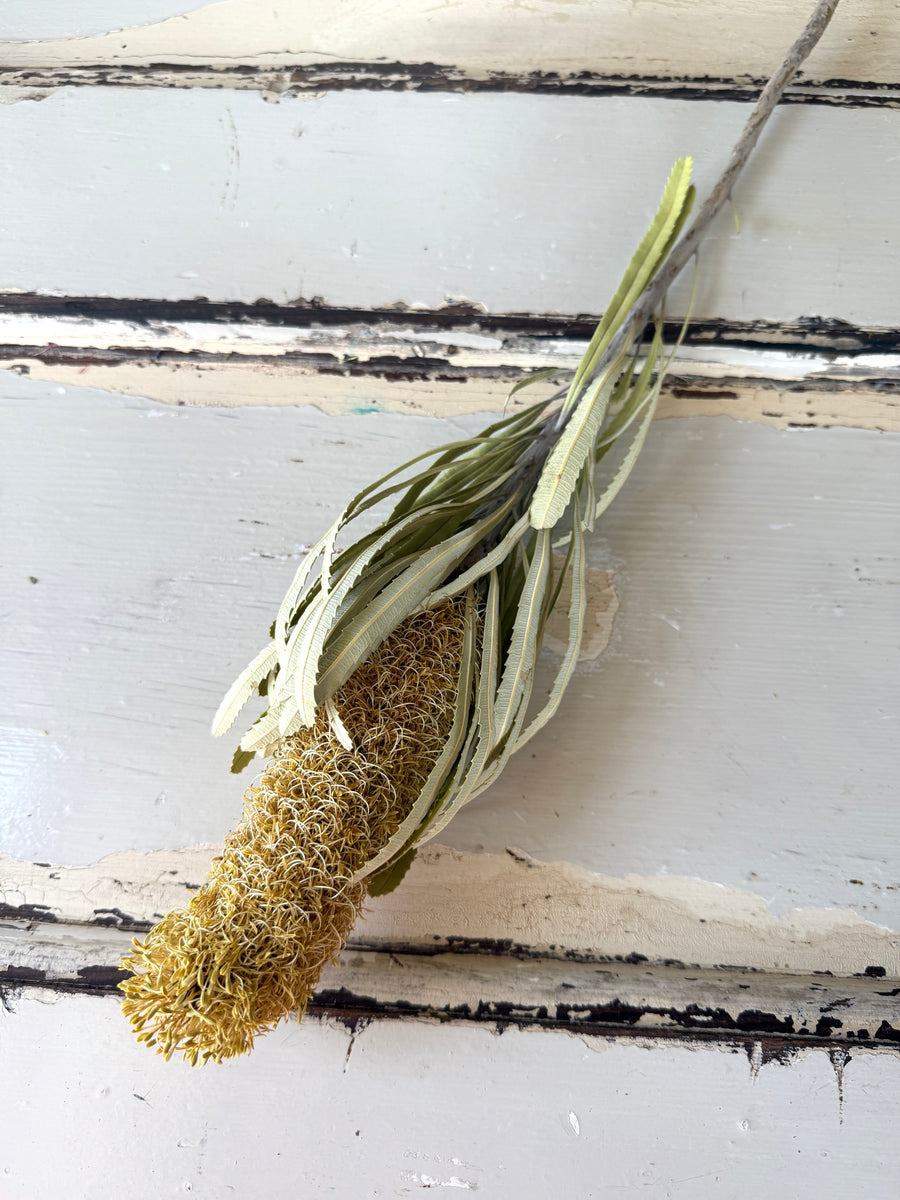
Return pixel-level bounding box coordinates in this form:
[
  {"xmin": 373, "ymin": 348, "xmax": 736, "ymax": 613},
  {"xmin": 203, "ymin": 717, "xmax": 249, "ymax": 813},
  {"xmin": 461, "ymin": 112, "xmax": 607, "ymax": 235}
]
[
  {"xmin": 1, "ymin": 989, "xmax": 899, "ymax": 1200},
  {"xmin": 2, "ymin": 88, "xmax": 900, "ymax": 325},
  {"xmin": 3, "ymin": 842, "xmax": 898, "ymax": 977},
  {"xmin": 4, "ymin": 338, "xmax": 899, "ymax": 432},
  {"xmin": 5, "ymin": 920, "xmax": 899, "ymax": 1045},
  {"xmin": 2, "ymin": 0, "xmax": 898, "ymax": 87},
  {"xmin": 2, "ymin": 375, "xmax": 897, "ymax": 928}
]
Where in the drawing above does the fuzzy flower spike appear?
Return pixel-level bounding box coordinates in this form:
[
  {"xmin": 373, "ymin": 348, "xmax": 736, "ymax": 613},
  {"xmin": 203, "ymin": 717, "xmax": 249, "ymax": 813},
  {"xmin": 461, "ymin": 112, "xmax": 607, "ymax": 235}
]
[{"xmin": 120, "ymin": 0, "xmax": 844, "ymax": 1067}]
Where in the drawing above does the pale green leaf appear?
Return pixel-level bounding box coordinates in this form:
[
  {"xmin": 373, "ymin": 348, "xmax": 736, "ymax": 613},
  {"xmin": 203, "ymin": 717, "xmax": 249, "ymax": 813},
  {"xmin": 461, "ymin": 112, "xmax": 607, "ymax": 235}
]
[
  {"xmin": 315, "ymin": 496, "xmax": 517, "ymax": 705},
  {"xmin": 529, "ymin": 369, "xmax": 617, "ymax": 530},
  {"xmin": 562, "ymin": 157, "xmax": 694, "ymax": 415},
  {"xmin": 513, "ymin": 488, "xmax": 587, "ymax": 752},
  {"xmin": 411, "ymin": 569, "xmax": 503, "ymax": 846},
  {"xmin": 274, "ymin": 530, "xmax": 330, "ymax": 664},
  {"xmin": 424, "ymin": 513, "xmax": 529, "ymax": 608},
  {"xmin": 324, "ymin": 696, "xmax": 353, "ymax": 751},
  {"xmin": 492, "ymin": 527, "xmax": 552, "ymax": 741},
  {"xmin": 211, "ymin": 641, "xmax": 279, "ymax": 737},
  {"xmin": 292, "ymin": 501, "xmax": 455, "ymax": 726}
]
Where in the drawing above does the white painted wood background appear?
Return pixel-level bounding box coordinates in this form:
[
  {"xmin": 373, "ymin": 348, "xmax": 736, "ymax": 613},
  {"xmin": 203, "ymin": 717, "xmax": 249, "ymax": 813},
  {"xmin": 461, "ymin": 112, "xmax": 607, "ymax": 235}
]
[
  {"xmin": 2, "ymin": 89, "xmax": 899, "ymax": 324},
  {"xmin": 2, "ymin": 3, "xmax": 899, "ymax": 1197}
]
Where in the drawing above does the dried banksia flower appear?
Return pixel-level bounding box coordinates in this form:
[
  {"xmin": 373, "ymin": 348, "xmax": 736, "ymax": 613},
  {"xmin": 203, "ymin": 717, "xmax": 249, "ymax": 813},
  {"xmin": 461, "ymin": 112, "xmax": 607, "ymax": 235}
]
[
  {"xmin": 120, "ymin": 602, "xmax": 467, "ymax": 1064},
  {"xmin": 121, "ymin": 159, "xmax": 699, "ymax": 1062}
]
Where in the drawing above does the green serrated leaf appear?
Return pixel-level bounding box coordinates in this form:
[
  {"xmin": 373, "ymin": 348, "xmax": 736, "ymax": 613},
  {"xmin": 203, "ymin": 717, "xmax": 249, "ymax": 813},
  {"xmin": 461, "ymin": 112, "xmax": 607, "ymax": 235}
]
[
  {"xmin": 315, "ymin": 495, "xmax": 517, "ymax": 706},
  {"xmin": 529, "ymin": 368, "xmax": 618, "ymax": 530},
  {"xmin": 230, "ymin": 747, "xmax": 257, "ymax": 775},
  {"xmin": 514, "ymin": 486, "xmax": 587, "ymax": 753},
  {"xmin": 492, "ymin": 526, "xmax": 552, "ymax": 741},
  {"xmin": 293, "ymin": 500, "xmax": 459, "ymax": 726},
  {"xmin": 424, "ymin": 512, "xmax": 529, "ymax": 608},
  {"xmin": 211, "ymin": 642, "xmax": 279, "ymax": 737},
  {"xmin": 413, "ymin": 568, "xmax": 503, "ymax": 845},
  {"xmin": 366, "ymin": 847, "xmax": 418, "ymax": 897},
  {"xmin": 562, "ymin": 157, "xmax": 694, "ymax": 417}
]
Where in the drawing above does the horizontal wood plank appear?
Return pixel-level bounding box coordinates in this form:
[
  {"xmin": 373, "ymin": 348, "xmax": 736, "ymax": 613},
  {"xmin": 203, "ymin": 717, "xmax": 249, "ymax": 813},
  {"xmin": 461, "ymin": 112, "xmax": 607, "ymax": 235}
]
[
  {"xmin": 2, "ymin": 312, "xmax": 898, "ymax": 430},
  {"xmin": 2, "ymin": 375, "xmax": 897, "ymax": 929},
  {"xmin": 1, "ymin": 89, "xmax": 899, "ymax": 325},
  {"xmin": 2, "ymin": 0, "xmax": 898, "ymax": 88},
  {"xmin": 2, "ymin": 988, "xmax": 898, "ymax": 1200},
  {"xmin": 4, "ymin": 921, "xmax": 899, "ymax": 1045}
]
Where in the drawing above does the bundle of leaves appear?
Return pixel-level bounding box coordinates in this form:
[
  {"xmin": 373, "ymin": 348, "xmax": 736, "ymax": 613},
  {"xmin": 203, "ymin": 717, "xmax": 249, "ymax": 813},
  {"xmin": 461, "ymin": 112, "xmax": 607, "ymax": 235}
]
[{"xmin": 120, "ymin": 160, "xmax": 697, "ymax": 1062}]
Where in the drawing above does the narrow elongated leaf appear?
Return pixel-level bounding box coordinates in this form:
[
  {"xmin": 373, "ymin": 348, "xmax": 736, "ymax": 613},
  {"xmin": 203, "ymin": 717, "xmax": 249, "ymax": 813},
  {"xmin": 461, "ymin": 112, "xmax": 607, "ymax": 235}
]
[
  {"xmin": 324, "ymin": 696, "xmax": 353, "ymax": 751},
  {"xmin": 274, "ymin": 531, "xmax": 330, "ymax": 664},
  {"xmin": 211, "ymin": 641, "xmax": 279, "ymax": 737},
  {"xmin": 315, "ymin": 496, "xmax": 517, "ymax": 705},
  {"xmin": 529, "ymin": 368, "xmax": 618, "ymax": 530},
  {"xmin": 594, "ymin": 323, "xmax": 664, "ymax": 456},
  {"xmin": 424, "ymin": 512, "xmax": 529, "ymax": 608},
  {"xmin": 591, "ymin": 271, "xmax": 698, "ymax": 525},
  {"xmin": 293, "ymin": 500, "xmax": 454, "ymax": 725},
  {"xmin": 513, "ymin": 488, "xmax": 587, "ymax": 752},
  {"xmin": 492, "ymin": 527, "xmax": 552, "ymax": 741},
  {"xmin": 239, "ymin": 695, "xmax": 291, "ymax": 753},
  {"xmin": 412, "ymin": 569, "xmax": 502, "ymax": 846},
  {"xmin": 562, "ymin": 157, "xmax": 694, "ymax": 415},
  {"xmin": 467, "ymin": 685, "xmax": 532, "ymax": 804}
]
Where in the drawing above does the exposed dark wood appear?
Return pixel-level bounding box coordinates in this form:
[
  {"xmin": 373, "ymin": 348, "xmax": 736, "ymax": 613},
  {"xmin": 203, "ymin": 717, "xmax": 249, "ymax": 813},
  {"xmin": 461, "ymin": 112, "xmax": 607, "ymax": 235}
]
[{"xmin": 4, "ymin": 63, "xmax": 900, "ymax": 106}]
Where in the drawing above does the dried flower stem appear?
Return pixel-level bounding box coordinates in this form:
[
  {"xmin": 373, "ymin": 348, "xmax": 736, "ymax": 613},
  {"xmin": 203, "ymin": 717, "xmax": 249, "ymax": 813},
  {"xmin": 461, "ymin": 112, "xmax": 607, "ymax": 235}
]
[{"xmin": 550, "ymin": 0, "xmax": 843, "ymax": 430}]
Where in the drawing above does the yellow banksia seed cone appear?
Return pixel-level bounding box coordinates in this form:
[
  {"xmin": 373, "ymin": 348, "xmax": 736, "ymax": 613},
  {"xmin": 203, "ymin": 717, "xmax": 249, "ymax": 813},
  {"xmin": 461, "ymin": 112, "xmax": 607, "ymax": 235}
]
[{"xmin": 119, "ymin": 600, "xmax": 467, "ymax": 1064}]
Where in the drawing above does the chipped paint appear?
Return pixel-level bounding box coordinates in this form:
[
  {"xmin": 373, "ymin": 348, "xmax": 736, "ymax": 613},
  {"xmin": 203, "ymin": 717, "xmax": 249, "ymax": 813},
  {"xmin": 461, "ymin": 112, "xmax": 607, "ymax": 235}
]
[
  {"xmin": 3, "ymin": 356, "xmax": 897, "ymax": 432},
  {"xmin": 4, "ymin": 920, "xmax": 899, "ymax": 1049},
  {"xmin": 3, "ymin": 845, "xmax": 898, "ymax": 977},
  {"xmin": 3, "ymin": 312, "xmax": 898, "ymax": 431},
  {"xmin": 543, "ymin": 565, "xmax": 618, "ymax": 661},
  {"xmin": 2, "ymin": 0, "xmax": 898, "ymax": 88}
]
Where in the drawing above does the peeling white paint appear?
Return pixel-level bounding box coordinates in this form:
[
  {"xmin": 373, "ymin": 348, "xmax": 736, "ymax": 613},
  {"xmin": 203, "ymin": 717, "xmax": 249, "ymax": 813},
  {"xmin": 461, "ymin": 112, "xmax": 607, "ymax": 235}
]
[
  {"xmin": 3, "ymin": 844, "xmax": 898, "ymax": 976},
  {"xmin": 4, "ymin": 356, "xmax": 897, "ymax": 432},
  {"xmin": 2, "ymin": 0, "xmax": 897, "ymax": 87},
  {"xmin": 543, "ymin": 566, "xmax": 618, "ymax": 661}
]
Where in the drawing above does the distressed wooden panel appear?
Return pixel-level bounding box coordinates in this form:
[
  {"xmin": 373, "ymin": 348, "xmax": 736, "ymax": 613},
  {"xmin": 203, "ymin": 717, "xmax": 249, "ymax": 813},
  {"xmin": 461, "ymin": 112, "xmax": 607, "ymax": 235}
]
[
  {"xmin": 4, "ymin": 843, "xmax": 899, "ymax": 977},
  {"xmin": 1, "ymin": 989, "xmax": 898, "ymax": 1200},
  {"xmin": 4, "ymin": 921, "xmax": 900, "ymax": 1044},
  {"xmin": 2, "ymin": 89, "xmax": 900, "ymax": 325},
  {"xmin": 2, "ymin": 374, "xmax": 897, "ymax": 930},
  {"xmin": 2, "ymin": 0, "xmax": 898, "ymax": 87},
  {"xmin": 3, "ymin": 317, "xmax": 899, "ymax": 432}
]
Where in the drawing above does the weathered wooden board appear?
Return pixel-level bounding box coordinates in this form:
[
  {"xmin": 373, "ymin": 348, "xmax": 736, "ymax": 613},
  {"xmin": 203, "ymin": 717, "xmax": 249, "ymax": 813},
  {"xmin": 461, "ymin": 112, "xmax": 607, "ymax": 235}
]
[
  {"xmin": 2, "ymin": 0, "xmax": 898, "ymax": 87},
  {"xmin": 3, "ymin": 312, "xmax": 900, "ymax": 431},
  {"xmin": 5, "ymin": 847, "xmax": 900, "ymax": 978},
  {"xmin": 1, "ymin": 989, "xmax": 898, "ymax": 1200},
  {"xmin": 3, "ymin": 374, "xmax": 897, "ymax": 932},
  {"xmin": 5, "ymin": 921, "xmax": 900, "ymax": 1044},
  {"xmin": 2, "ymin": 89, "xmax": 900, "ymax": 325}
]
